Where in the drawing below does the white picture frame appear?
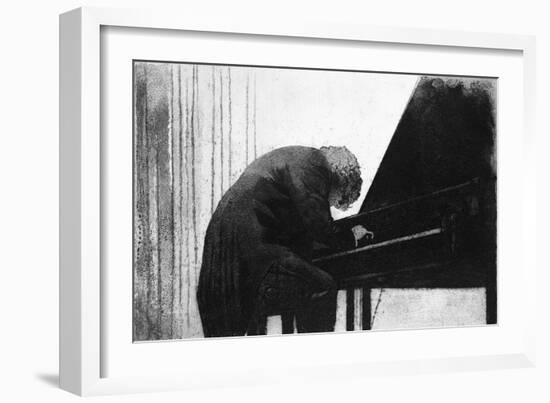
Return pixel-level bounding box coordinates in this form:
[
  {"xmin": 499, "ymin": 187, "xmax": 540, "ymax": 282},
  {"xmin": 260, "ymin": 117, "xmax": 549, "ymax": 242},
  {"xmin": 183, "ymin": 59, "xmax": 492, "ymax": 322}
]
[{"xmin": 59, "ymin": 6, "xmax": 537, "ymax": 396}]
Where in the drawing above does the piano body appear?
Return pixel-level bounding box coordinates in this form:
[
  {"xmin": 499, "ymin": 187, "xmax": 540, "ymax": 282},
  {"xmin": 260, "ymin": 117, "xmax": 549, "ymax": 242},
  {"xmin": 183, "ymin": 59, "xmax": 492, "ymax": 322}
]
[{"xmin": 312, "ymin": 76, "xmax": 497, "ymax": 332}]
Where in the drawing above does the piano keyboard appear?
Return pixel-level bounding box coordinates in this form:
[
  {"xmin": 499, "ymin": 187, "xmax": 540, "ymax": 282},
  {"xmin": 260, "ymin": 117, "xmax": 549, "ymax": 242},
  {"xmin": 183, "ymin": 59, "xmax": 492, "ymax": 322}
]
[{"xmin": 312, "ymin": 227, "xmax": 443, "ymax": 264}]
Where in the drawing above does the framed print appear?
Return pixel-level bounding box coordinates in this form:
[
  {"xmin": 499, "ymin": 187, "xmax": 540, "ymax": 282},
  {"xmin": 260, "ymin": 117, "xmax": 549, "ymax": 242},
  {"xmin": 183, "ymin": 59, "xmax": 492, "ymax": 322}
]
[{"xmin": 59, "ymin": 7, "xmax": 537, "ymax": 396}]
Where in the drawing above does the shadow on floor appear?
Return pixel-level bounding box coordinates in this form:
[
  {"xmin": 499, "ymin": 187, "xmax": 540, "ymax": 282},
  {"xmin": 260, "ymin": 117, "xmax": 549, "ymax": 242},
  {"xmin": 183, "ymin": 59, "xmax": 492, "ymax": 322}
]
[{"xmin": 35, "ymin": 373, "xmax": 59, "ymax": 388}]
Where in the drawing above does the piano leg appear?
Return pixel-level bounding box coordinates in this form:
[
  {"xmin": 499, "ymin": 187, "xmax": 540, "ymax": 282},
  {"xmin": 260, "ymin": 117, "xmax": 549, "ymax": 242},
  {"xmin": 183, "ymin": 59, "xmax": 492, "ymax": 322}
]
[
  {"xmin": 261, "ymin": 289, "xmax": 373, "ymax": 334},
  {"xmin": 486, "ymin": 257, "xmax": 497, "ymax": 325},
  {"xmin": 362, "ymin": 287, "xmax": 372, "ymax": 330},
  {"xmin": 346, "ymin": 288, "xmax": 354, "ymax": 331},
  {"xmin": 344, "ymin": 288, "xmax": 372, "ymax": 331},
  {"xmin": 486, "ymin": 279, "xmax": 497, "ymax": 325},
  {"xmin": 247, "ymin": 315, "xmax": 267, "ymax": 336}
]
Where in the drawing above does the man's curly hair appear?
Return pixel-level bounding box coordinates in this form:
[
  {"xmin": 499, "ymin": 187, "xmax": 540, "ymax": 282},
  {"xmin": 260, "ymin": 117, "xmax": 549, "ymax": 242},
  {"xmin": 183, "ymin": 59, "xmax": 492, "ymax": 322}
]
[{"xmin": 320, "ymin": 146, "xmax": 362, "ymax": 210}]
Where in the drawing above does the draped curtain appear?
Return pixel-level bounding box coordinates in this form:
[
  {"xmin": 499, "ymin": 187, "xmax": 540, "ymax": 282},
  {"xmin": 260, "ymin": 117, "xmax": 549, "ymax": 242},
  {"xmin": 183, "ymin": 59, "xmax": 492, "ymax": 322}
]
[{"xmin": 133, "ymin": 62, "xmax": 260, "ymax": 340}]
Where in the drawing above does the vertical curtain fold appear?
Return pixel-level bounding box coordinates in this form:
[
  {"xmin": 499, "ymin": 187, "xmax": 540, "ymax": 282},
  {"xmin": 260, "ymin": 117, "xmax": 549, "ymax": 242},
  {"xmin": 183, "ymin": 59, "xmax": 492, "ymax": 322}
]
[{"xmin": 134, "ymin": 63, "xmax": 259, "ymax": 340}]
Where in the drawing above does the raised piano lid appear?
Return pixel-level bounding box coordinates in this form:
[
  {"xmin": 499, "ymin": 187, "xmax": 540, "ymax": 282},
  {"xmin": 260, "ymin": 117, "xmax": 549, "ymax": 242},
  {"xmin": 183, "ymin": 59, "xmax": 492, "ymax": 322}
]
[
  {"xmin": 315, "ymin": 77, "xmax": 498, "ymax": 325},
  {"xmin": 360, "ymin": 75, "xmax": 497, "ymax": 213}
]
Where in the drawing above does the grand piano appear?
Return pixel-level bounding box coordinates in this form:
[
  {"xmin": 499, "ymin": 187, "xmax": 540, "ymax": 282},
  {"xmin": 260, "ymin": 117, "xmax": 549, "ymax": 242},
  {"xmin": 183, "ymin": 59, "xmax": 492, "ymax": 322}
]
[{"xmin": 310, "ymin": 76, "xmax": 497, "ymax": 332}]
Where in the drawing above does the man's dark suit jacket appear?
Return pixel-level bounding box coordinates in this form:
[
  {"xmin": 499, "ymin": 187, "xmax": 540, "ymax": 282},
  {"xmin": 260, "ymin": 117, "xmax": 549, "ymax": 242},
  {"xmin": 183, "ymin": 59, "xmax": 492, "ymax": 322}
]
[{"xmin": 197, "ymin": 146, "xmax": 354, "ymax": 337}]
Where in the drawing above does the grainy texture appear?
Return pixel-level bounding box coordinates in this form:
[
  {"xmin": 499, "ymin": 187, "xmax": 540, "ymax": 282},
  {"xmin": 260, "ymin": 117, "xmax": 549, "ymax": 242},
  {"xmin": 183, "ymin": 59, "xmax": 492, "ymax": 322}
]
[
  {"xmin": 133, "ymin": 63, "xmax": 258, "ymax": 340},
  {"xmin": 133, "ymin": 63, "xmax": 496, "ymax": 341}
]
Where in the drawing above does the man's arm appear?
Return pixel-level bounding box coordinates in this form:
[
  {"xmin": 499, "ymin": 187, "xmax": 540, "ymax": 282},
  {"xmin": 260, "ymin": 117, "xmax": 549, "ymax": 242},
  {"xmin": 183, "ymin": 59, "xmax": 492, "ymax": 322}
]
[{"xmin": 285, "ymin": 157, "xmax": 355, "ymax": 251}]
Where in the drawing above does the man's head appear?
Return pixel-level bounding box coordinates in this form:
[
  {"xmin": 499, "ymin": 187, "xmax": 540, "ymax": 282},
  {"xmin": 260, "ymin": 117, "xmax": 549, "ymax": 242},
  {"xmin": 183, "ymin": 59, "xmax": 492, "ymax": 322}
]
[{"xmin": 319, "ymin": 146, "xmax": 362, "ymax": 210}]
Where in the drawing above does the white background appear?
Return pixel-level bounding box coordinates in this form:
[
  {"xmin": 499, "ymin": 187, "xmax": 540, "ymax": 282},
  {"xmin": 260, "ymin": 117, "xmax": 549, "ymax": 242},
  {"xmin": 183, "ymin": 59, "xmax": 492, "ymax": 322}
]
[{"xmin": 0, "ymin": 0, "xmax": 547, "ymax": 402}]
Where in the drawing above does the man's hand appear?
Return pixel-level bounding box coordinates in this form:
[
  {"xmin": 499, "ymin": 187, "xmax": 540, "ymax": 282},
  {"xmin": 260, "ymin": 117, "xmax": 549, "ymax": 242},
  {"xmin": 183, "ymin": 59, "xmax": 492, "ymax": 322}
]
[{"xmin": 351, "ymin": 225, "xmax": 374, "ymax": 246}]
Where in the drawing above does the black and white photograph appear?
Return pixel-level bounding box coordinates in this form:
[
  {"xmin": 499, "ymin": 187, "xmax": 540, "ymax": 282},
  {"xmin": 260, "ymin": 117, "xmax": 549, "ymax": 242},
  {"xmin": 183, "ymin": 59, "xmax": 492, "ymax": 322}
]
[
  {"xmin": 132, "ymin": 61, "xmax": 497, "ymax": 341},
  {"xmin": 4, "ymin": 0, "xmax": 548, "ymax": 400}
]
